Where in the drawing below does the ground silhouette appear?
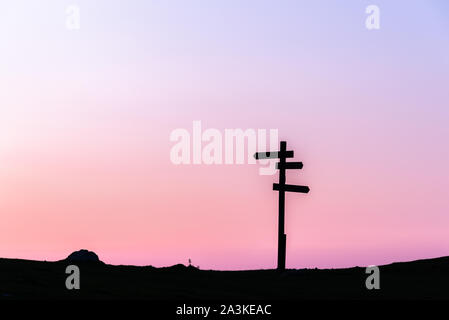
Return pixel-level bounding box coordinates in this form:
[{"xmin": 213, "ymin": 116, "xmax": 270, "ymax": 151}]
[{"xmin": 1, "ymin": 254, "xmax": 448, "ymax": 299}]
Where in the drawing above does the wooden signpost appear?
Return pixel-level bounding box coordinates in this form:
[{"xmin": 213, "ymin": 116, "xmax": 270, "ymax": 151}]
[{"xmin": 254, "ymin": 141, "xmax": 310, "ymax": 271}]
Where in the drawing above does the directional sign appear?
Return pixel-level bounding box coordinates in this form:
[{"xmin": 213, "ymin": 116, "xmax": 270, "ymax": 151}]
[
  {"xmin": 276, "ymin": 162, "xmax": 303, "ymax": 170},
  {"xmin": 254, "ymin": 150, "xmax": 294, "ymax": 160},
  {"xmin": 273, "ymin": 183, "xmax": 310, "ymax": 194},
  {"xmin": 254, "ymin": 140, "xmax": 310, "ymax": 271}
]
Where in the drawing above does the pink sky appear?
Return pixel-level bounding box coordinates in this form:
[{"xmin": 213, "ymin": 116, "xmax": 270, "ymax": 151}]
[{"xmin": 0, "ymin": 1, "xmax": 448, "ymax": 269}]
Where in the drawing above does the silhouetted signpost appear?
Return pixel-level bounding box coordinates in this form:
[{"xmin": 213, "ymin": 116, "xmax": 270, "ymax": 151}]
[{"xmin": 254, "ymin": 141, "xmax": 310, "ymax": 271}]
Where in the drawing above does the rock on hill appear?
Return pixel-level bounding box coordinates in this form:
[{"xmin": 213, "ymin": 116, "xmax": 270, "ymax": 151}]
[{"xmin": 64, "ymin": 249, "xmax": 102, "ymax": 263}]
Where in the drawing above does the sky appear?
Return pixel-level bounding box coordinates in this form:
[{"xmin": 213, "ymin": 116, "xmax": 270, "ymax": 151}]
[{"xmin": 0, "ymin": 0, "xmax": 448, "ymax": 270}]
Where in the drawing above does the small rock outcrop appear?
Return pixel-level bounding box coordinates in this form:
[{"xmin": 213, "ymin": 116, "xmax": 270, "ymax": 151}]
[{"xmin": 65, "ymin": 249, "xmax": 102, "ymax": 263}]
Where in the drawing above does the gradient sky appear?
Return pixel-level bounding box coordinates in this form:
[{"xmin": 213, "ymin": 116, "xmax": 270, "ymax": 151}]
[{"xmin": 0, "ymin": 0, "xmax": 448, "ymax": 270}]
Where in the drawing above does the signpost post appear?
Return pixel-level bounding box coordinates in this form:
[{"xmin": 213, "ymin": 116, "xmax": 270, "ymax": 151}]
[{"xmin": 254, "ymin": 141, "xmax": 310, "ymax": 271}]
